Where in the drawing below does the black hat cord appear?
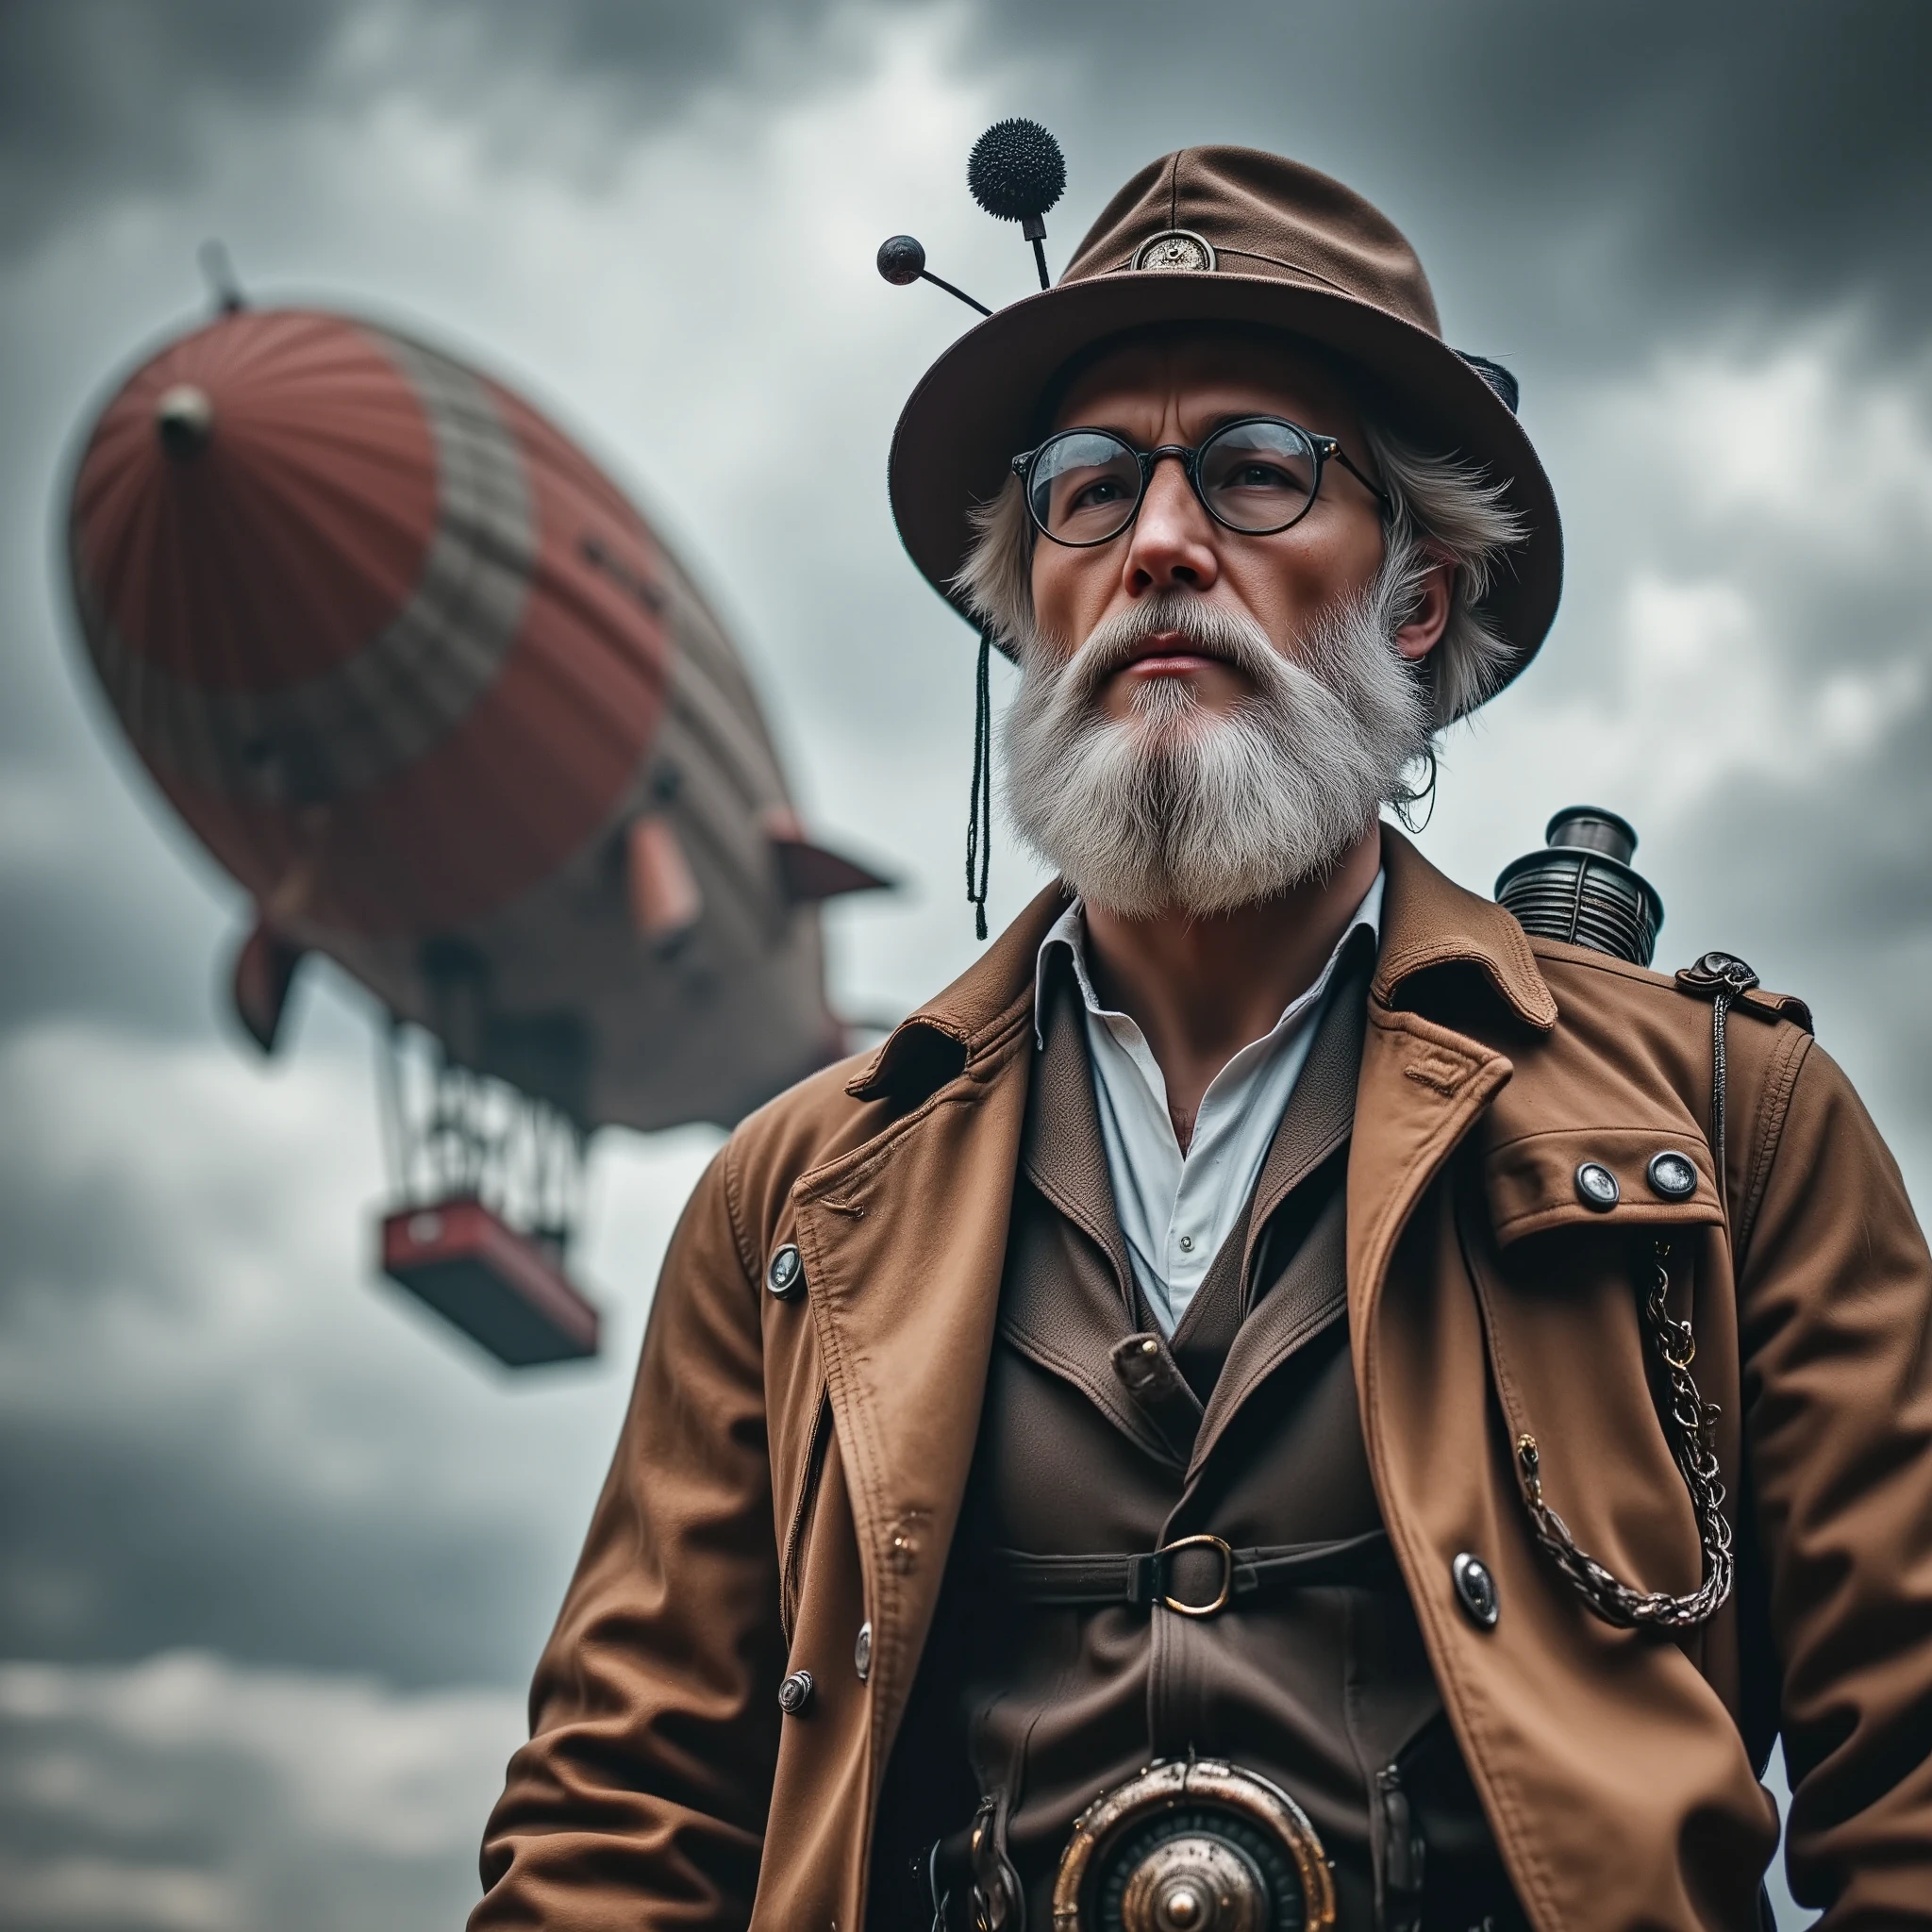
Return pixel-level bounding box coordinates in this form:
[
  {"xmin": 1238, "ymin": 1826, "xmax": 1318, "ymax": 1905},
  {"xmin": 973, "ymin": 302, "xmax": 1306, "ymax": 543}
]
[
  {"xmin": 957, "ymin": 121, "xmax": 1063, "ymax": 939},
  {"xmin": 876, "ymin": 117, "xmax": 1066, "ymax": 939},
  {"xmin": 966, "ymin": 628, "xmax": 993, "ymax": 941}
]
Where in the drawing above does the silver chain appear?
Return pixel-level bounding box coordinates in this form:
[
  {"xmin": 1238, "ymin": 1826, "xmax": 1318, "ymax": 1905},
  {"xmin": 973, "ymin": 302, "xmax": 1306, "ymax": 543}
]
[{"xmin": 1514, "ymin": 1236, "xmax": 1735, "ymax": 1629}]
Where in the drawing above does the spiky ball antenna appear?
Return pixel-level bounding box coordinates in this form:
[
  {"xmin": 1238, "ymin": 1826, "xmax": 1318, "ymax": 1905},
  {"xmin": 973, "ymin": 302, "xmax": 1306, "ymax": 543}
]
[
  {"xmin": 968, "ymin": 119, "xmax": 1066, "ymax": 223},
  {"xmin": 967, "ymin": 119, "xmax": 1065, "ymax": 288}
]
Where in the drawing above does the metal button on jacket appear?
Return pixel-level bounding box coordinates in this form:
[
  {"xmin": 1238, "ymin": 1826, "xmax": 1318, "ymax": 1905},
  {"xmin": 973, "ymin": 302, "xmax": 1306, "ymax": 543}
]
[
  {"xmin": 1647, "ymin": 1150, "xmax": 1699, "ymax": 1201},
  {"xmin": 1453, "ymin": 1552, "xmax": 1500, "ymax": 1628},
  {"xmin": 853, "ymin": 1621, "xmax": 872, "ymax": 1683},
  {"xmin": 766, "ymin": 1243, "xmax": 804, "ymax": 1298},
  {"xmin": 777, "ymin": 1668, "xmax": 815, "ymax": 1714},
  {"xmin": 1574, "ymin": 1161, "xmax": 1620, "ymax": 1211}
]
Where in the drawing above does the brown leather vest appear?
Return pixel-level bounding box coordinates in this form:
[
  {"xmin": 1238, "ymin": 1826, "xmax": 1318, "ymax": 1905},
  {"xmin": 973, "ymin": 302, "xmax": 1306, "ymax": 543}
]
[{"xmin": 873, "ymin": 941, "xmax": 1520, "ymax": 1931}]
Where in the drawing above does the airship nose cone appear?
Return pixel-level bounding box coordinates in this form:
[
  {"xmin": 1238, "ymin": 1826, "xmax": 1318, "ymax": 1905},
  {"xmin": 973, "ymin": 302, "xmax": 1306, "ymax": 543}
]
[{"xmin": 154, "ymin": 382, "xmax": 214, "ymax": 457}]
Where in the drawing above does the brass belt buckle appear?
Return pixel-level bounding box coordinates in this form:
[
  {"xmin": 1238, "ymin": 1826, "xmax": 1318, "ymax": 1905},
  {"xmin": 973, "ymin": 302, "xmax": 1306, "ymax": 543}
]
[
  {"xmin": 1158, "ymin": 1533, "xmax": 1234, "ymax": 1616},
  {"xmin": 1052, "ymin": 1758, "xmax": 1336, "ymax": 1932}
]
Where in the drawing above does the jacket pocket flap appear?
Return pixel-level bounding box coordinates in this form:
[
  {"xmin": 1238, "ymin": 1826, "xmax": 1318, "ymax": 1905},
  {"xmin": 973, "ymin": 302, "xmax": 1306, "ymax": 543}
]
[{"xmin": 1484, "ymin": 1125, "xmax": 1722, "ymax": 1247}]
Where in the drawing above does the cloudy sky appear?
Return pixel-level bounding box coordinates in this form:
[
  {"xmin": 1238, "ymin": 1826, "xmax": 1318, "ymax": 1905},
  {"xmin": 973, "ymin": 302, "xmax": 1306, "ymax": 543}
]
[{"xmin": 3, "ymin": 3, "xmax": 1929, "ymax": 1924}]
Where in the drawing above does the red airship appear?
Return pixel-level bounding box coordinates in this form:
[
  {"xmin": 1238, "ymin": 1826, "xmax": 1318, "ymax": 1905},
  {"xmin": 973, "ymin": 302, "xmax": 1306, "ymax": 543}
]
[{"xmin": 63, "ymin": 300, "xmax": 888, "ymax": 1368}]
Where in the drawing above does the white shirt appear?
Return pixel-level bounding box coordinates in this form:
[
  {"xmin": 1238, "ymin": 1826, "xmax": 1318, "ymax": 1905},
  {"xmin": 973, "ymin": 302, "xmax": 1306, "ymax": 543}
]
[{"xmin": 1033, "ymin": 874, "xmax": 1383, "ymax": 1335}]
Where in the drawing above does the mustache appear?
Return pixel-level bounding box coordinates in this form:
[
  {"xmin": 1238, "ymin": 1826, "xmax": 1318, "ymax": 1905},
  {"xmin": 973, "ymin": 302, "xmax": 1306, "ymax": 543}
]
[
  {"xmin": 1053, "ymin": 592, "xmax": 1286, "ymax": 708},
  {"xmin": 1004, "ymin": 570, "xmax": 1433, "ymax": 916}
]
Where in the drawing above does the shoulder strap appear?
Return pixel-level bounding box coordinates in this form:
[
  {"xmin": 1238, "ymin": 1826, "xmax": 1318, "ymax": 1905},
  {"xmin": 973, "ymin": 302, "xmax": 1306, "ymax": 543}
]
[
  {"xmin": 1674, "ymin": 950, "xmax": 1813, "ymax": 1223},
  {"xmin": 1674, "ymin": 952, "xmax": 1757, "ymax": 1219}
]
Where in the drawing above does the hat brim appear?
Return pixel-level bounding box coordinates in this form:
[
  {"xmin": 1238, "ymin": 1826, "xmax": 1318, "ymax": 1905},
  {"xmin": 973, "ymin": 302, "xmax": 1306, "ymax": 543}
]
[{"xmin": 889, "ymin": 271, "xmax": 1562, "ymax": 715}]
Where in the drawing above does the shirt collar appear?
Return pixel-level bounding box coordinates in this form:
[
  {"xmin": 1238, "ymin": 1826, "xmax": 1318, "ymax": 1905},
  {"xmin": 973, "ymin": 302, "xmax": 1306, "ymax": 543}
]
[
  {"xmin": 847, "ymin": 828, "xmax": 1557, "ymax": 1108},
  {"xmin": 1034, "ymin": 870, "xmax": 1386, "ymax": 1047}
]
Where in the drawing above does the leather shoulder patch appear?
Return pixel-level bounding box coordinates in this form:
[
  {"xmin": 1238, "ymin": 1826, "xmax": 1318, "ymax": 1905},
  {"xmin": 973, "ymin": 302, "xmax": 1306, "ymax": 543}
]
[
  {"xmin": 1737, "ymin": 987, "xmax": 1813, "ymax": 1032},
  {"xmin": 1674, "ymin": 950, "xmax": 1813, "ymax": 1035}
]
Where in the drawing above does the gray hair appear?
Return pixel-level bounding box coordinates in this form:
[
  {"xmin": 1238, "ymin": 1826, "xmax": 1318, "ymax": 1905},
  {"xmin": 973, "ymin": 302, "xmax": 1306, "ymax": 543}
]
[{"xmin": 953, "ymin": 413, "xmax": 1527, "ymax": 730}]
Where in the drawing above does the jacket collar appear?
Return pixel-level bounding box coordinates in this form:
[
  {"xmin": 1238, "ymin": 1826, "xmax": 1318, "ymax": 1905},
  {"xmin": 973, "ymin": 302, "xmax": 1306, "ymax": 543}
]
[
  {"xmin": 848, "ymin": 827, "xmax": 1555, "ymax": 1106},
  {"xmin": 1374, "ymin": 826, "xmax": 1557, "ymax": 1033},
  {"xmin": 847, "ymin": 881, "xmax": 1071, "ymax": 1101}
]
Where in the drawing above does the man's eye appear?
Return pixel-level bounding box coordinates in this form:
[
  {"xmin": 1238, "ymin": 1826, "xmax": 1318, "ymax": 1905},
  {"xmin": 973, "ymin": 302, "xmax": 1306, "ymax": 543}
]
[
  {"xmin": 1068, "ymin": 476, "xmax": 1129, "ymax": 509},
  {"xmin": 1224, "ymin": 461, "xmax": 1305, "ymax": 491}
]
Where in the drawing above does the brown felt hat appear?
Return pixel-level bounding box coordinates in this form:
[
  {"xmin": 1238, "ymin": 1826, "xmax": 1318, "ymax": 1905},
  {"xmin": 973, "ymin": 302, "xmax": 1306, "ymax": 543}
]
[{"xmin": 889, "ymin": 145, "xmax": 1562, "ymax": 714}]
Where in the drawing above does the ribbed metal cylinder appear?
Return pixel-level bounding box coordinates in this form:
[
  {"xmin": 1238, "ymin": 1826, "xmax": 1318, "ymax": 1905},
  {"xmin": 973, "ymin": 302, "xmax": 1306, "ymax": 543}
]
[{"xmin": 1495, "ymin": 806, "xmax": 1664, "ymax": 967}]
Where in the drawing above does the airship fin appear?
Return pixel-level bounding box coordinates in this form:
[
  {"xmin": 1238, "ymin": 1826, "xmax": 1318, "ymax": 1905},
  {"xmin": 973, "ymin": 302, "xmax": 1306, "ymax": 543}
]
[
  {"xmin": 771, "ymin": 834, "xmax": 896, "ymax": 905},
  {"xmin": 230, "ymin": 917, "xmax": 307, "ymax": 1052},
  {"xmin": 625, "ymin": 815, "xmax": 703, "ymax": 944}
]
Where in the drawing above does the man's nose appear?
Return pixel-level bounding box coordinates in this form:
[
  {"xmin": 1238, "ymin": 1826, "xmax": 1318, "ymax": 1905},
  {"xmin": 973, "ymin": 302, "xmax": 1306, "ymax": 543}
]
[{"xmin": 1122, "ymin": 454, "xmax": 1219, "ymax": 595}]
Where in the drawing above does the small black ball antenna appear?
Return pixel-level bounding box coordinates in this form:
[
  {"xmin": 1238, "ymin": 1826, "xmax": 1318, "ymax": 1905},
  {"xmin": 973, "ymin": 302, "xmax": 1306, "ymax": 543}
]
[
  {"xmin": 967, "ymin": 118, "xmax": 1065, "ymax": 290},
  {"xmin": 875, "ymin": 234, "xmax": 991, "ymax": 317}
]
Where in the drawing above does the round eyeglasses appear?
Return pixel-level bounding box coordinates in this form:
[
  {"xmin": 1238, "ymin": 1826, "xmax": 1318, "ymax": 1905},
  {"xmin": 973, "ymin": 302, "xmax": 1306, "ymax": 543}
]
[{"xmin": 1010, "ymin": 414, "xmax": 1391, "ymax": 547}]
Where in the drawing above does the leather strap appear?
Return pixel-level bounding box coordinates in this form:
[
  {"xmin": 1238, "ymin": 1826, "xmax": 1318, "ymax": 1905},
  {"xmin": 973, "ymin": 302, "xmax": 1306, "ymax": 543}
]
[{"xmin": 991, "ymin": 1527, "xmax": 1397, "ymax": 1614}]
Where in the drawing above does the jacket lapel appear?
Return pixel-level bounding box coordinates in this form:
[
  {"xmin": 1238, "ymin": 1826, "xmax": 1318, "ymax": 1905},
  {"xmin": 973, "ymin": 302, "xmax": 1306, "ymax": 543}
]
[
  {"xmin": 1188, "ymin": 943, "xmax": 1370, "ymax": 1466},
  {"xmin": 1348, "ymin": 830, "xmax": 1557, "ymax": 1327},
  {"xmin": 1020, "ymin": 955, "xmax": 1136, "ymax": 1302},
  {"xmin": 997, "ymin": 959, "xmax": 1189, "ymax": 1458},
  {"xmin": 1241, "ymin": 930, "xmax": 1375, "ymax": 1278},
  {"xmin": 789, "ymin": 885, "xmax": 1064, "ymax": 1780}
]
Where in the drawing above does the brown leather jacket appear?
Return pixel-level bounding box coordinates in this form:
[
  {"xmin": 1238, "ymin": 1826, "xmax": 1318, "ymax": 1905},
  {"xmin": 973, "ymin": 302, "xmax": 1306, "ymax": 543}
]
[{"xmin": 473, "ymin": 830, "xmax": 1932, "ymax": 1931}]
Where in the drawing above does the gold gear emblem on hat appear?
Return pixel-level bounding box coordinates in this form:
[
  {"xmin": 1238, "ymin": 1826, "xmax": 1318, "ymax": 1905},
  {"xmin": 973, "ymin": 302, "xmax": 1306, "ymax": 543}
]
[{"xmin": 1132, "ymin": 228, "xmax": 1217, "ymax": 273}]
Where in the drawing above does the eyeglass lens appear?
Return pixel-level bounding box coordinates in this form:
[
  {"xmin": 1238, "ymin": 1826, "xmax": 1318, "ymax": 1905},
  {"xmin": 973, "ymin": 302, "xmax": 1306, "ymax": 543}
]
[{"xmin": 1025, "ymin": 418, "xmax": 1324, "ymax": 544}]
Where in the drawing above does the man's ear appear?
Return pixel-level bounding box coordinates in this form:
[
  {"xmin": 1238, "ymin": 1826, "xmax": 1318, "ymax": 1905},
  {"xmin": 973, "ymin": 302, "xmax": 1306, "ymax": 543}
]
[{"xmin": 1394, "ymin": 549, "xmax": 1456, "ymax": 663}]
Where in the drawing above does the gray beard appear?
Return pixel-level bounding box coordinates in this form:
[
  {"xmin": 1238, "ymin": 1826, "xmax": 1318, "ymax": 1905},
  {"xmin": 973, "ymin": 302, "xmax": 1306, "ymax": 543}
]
[{"xmin": 1001, "ymin": 573, "xmax": 1431, "ymax": 919}]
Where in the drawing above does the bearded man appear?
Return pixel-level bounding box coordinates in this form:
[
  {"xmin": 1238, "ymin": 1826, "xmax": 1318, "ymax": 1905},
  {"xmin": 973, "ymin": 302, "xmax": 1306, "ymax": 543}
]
[{"xmin": 472, "ymin": 149, "xmax": 1932, "ymax": 1931}]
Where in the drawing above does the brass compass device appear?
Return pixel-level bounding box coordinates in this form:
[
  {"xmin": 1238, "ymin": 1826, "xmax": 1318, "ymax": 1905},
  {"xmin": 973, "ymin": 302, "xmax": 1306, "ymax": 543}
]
[{"xmin": 1052, "ymin": 1759, "xmax": 1337, "ymax": 1932}]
